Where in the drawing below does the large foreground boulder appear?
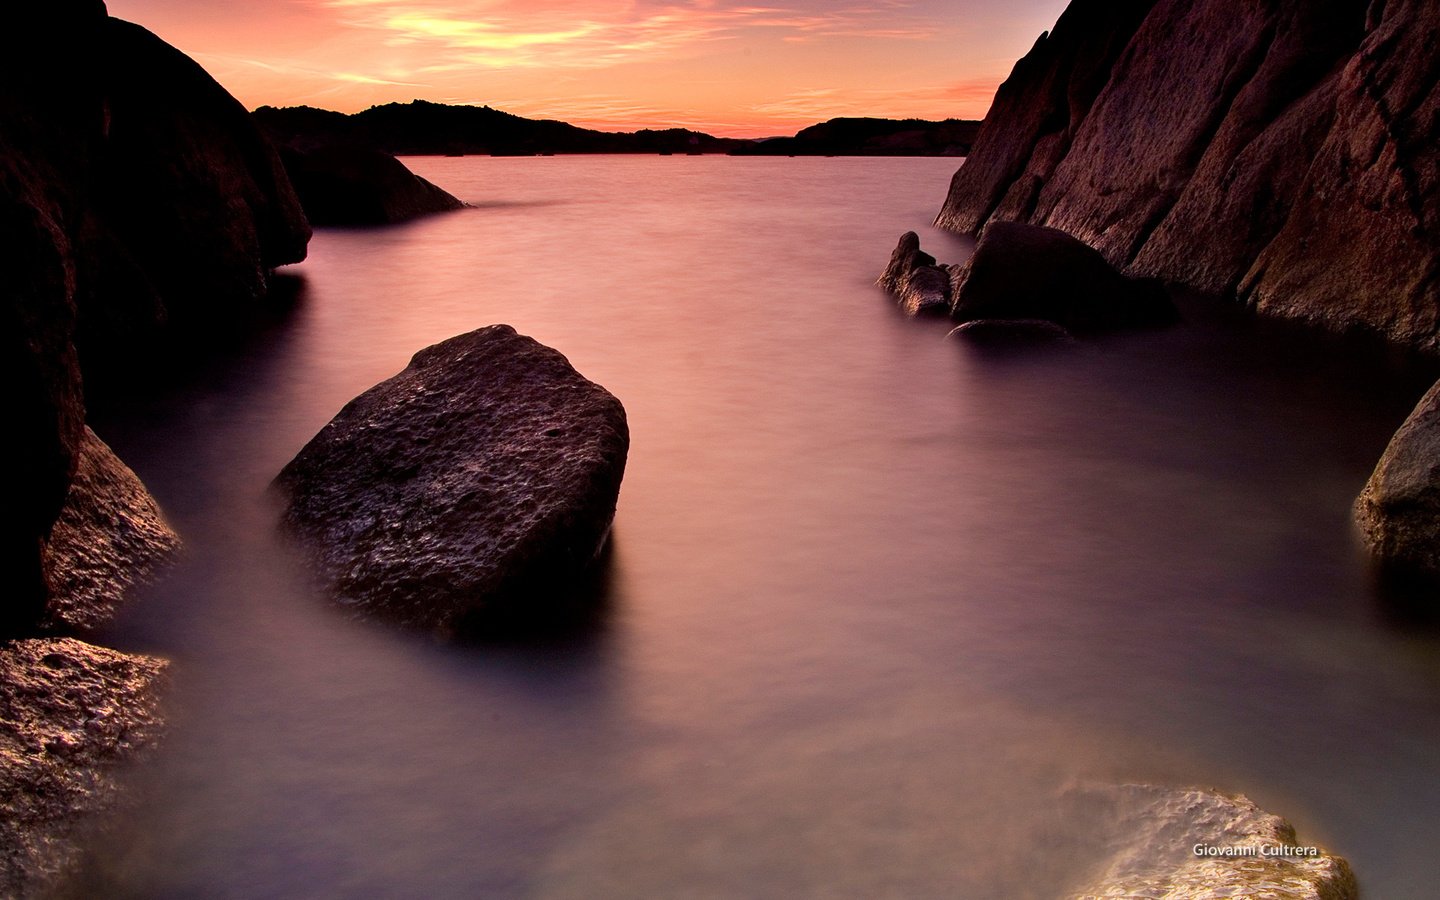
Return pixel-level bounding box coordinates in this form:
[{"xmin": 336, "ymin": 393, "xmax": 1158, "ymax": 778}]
[
  {"xmin": 276, "ymin": 326, "xmax": 629, "ymax": 635},
  {"xmin": 950, "ymin": 222, "xmax": 1174, "ymax": 331},
  {"xmin": 1355, "ymin": 380, "xmax": 1440, "ymax": 579},
  {"xmin": 0, "ymin": 638, "xmax": 168, "ymax": 897},
  {"xmin": 1069, "ymin": 784, "xmax": 1355, "ymax": 899},
  {"xmin": 270, "ymin": 140, "xmax": 464, "ymax": 227},
  {"xmin": 41, "ymin": 427, "xmax": 181, "ymax": 633}
]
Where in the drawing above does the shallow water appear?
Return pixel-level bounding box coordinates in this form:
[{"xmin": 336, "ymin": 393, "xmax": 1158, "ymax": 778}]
[{"xmin": 80, "ymin": 156, "xmax": 1440, "ymax": 898}]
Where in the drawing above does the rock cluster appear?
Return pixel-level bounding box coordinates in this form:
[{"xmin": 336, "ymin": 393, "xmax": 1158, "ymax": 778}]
[
  {"xmin": 2, "ymin": 0, "xmax": 306, "ymax": 631},
  {"xmin": 936, "ymin": 0, "xmax": 1440, "ymax": 351},
  {"xmin": 878, "ymin": 225, "xmax": 1173, "ymax": 332},
  {"xmin": 276, "ymin": 326, "xmax": 629, "ymax": 636},
  {"xmin": 2, "ymin": 2, "xmax": 307, "ymax": 887}
]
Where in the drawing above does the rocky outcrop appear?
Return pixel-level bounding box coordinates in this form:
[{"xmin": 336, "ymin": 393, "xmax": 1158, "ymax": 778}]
[
  {"xmin": 1355, "ymin": 380, "xmax": 1440, "ymax": 579},
  {"xmin": 268, "ymin": 139, "xmax": 464, "ymax": 226},
  {"xmin": 936, "ymin": 0, "xmax": 1440, "ymax": 351},
  {"xmin": 1, "ymin": 1, "xmax": 308, "ymax": 634},
  {"xmin": 0, "ymin": 638, "xmax": 168, "ymax": 898},
  {"xmin": 276, "ymin": 325, "xmax": 629, "ymax": 635},
  {"xmin": 951, "ymin": 222, "xmax": 1174, "ymax": 331},
  {"xmin": 40, "ymin": 428, "xmax": 180, "ymax": 633},
  {"xmin": 877, "ymin": 232, "xmax": 936, "ymax": 294},
  {"xmin": 897, "ymin": 266, "xmax": 953, "ymax": 317},
  {"xmin": 1069, "ymin": 784, "xmax": 1355, "ymax": 899}
]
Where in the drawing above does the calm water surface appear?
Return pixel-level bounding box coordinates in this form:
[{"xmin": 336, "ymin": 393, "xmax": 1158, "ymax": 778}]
[{"xmin": 80, "ymin": 157, "xmax": 1440, "ymax": 897}]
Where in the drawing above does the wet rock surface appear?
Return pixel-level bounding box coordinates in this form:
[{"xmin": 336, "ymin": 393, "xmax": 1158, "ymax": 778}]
[
  {"xmin": 0, "ymin": 638, "xmax": 168, "ymax": 898},
  {"xmin": 1356, "ymin": 380, "xmax": 1440, "ymax": 580},
  {"xmin": 950, "ymin": 222, "xmax": 1174, "ymax": 331},
  {"xmin": 41, "ymin": 427, "xmax": 180, "ymax": 633},
  {"xmin": 936, "ymin": 0, "xmax": 1440, "ymax": 350},
  {"xmin": 276, "ymin": 325, "xmax": 629, "ymax": 636},
  {"xmin": 1068, "ymin": 784, "xmax": 1356, "ymax": 899}
]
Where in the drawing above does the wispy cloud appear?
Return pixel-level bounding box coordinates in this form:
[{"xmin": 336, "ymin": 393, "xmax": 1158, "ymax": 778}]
[{"xmin": 317, "ymin": 0, "xmax": 939, "ymax": 70}]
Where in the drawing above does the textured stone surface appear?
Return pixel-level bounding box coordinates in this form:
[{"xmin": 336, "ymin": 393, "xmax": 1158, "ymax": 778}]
[
  {"xmin": 276, "ymin": 325, "xmax": 629, "ymax": 635},
  {"xmin": 877, "ymin": 231, "xmax": 936, "ymax": 294},
  {"xmin": 0, "ymin": 638, "xmax": 168, "ymax": 898},
  {"xmin": 950, "ymin": 222, "xmax": 1174, "ymax": 331},
  {"xmin": 1, "ymin": 1, "xmax": 306, "ymax": 635},
  {"xmin": 897, "ymin": 265, "xmax": 953, "ymax": 317},
  {"xmin": 936, "ymin": 0, "xmax": 1440, "ymax": 350},
  {"xmin": 1356, "ymin": 380, "xmax": 1440, "ymax": 578},
  {"xmin": 41, "ymin": 428, "xmax": 180, "ymax": 633},
  {"xmin": 271, "ymin": 140, "xmax": 464, "ymax": 226},
  {"xmin": 1069, "ymin": 784, "xmax": 1356, "ymax": 899}
]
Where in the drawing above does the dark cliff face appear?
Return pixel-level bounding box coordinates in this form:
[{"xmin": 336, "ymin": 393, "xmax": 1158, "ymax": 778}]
[
  {"xmin": 1, "ymin": 2, "xmax": 310, "ymax": 633},
  {"xmin": 937, "ymin": 0, "xmax": 1440, "ymax": 351}
]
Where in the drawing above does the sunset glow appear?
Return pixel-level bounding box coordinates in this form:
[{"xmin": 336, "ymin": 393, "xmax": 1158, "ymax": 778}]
[{"xmin": 105, "ymin": 0, "xmax": 1069, "ymax": 136}]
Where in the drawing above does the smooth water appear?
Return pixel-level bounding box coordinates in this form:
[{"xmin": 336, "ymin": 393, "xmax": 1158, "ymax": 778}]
[{"xmin": 79, "ymin": 156, "xmax": 1440, "ymax": 898}]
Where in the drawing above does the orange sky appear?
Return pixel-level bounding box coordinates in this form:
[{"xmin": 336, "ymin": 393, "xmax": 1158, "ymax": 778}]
[{"xmin": 105, "ymin": 0, "xmax": 1070, "ymax": 137}]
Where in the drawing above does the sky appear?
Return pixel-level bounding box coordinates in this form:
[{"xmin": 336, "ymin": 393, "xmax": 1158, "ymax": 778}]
[{"xmin": 105, "ymin": 0, "xmax": 1071, "ymax": 137}]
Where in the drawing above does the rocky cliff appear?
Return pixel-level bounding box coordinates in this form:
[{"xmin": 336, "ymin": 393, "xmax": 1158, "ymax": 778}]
[
  {"xmin": 936, "ymin": 0, "xmax": 1439, "ymax": 351},
  {"xmin": 2, "ymin": 1, "xmax": 309, "ymax": 633}
]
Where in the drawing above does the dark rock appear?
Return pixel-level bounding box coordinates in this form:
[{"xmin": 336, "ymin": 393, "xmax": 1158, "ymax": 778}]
[
  {"xmin": 1355, "ymin": 380, "xmax": 1440, "ymax": 579},
  {"xmin": 935, "ymin": 0, "xmax": 1440, "ymax": 351},
  {"xmin": 877, "ymin": 232, "xmax": 937, "ymax": 293},
  {"xmin": 0, "ymin": 1, "xmax": 308, "ymax": 635},
  {"xmin": 934, "ymin": 0, "xmax": 1158, "ymax": 235},
  {"xmin": 40, "ymin": 428, "xmax": 180, "ymax": 633},
  {"xmin": 0, "ymin": 637, "xmax": 168, "ymax": 898},
  {"xmin": 946, "ymin": 318, "xmax": 1075, "ymax": 343},
  {"xmin": 897, "ymin": 265, "xmax": 953, "ymax": 317},
  {"xmin": 276, "ymin": 325, "xmax": 630, "ymax": 635},
  {"xmin": 949, "ymin": 222, "xmax": 1175, "ymax": 331},
  {"xmin": 1067, "ymin": 784, "xmax": 1356, "ymax": 898},
  {"xmin": 731, "ymin": 117, "xmax": 981, "ymax": 157},
  {"xmin": 270, "ymin": 140, "xmax": 464, "ymax": 226}
]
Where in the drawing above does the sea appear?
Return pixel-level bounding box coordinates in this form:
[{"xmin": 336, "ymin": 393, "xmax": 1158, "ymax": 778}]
[{"xmin": 76, "ymin": 155, "xmax": 1440, "ymax": 898}]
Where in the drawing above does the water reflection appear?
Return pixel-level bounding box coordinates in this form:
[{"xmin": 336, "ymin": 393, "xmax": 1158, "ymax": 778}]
[{"xmin": 70, "ymin": 157, "xmax": 1440, "ymax": 897}]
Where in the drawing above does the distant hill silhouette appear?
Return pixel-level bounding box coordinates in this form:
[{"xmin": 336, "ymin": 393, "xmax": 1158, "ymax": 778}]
[
  {"xmin": 252, "ymin": 102, "xmax": 979, "ymax": 157},
  {"xmin": 732, "ymin": 117, "xmax": 980, "ymax": 156}
]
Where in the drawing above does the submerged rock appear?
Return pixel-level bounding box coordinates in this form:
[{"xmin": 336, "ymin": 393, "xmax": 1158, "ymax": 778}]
[
  {"xmin": 1355, "ymin": 380, "xmax": 1440, "ymax": 579},
  {"xmin": 950, "ymin": 222, "xmax": 1174, "ymax": 331},
  {"xmin": 270, "ymin": 140, "xmax": 464, "ymax": 227},
  {"xmin": 0, "ymin": 637, "xmax": 168, "ymax": 898},
  {"xmin": 1068, "ymin": 784, "xmax": 1355, "ymax": 899},
  {"xmin": 275, "ymin": 325, "xmax": 629, "ymax": 635},
  {"xmin": 41, "ymin": 427, "xmax": 180, "ymax": 633},
  {"xmin": 947, "ymin": 318, "xmax": 1075, "ymax": 344}
]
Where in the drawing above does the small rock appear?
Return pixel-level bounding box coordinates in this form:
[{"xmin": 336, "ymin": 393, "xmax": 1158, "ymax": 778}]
[
  {"xmin": 947, "ymin": 318, "xmax": 1076, "ymax": 343},
  {"xmin": 877, "ymin": 231, "xmax": 937, "ymax": 294}
]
